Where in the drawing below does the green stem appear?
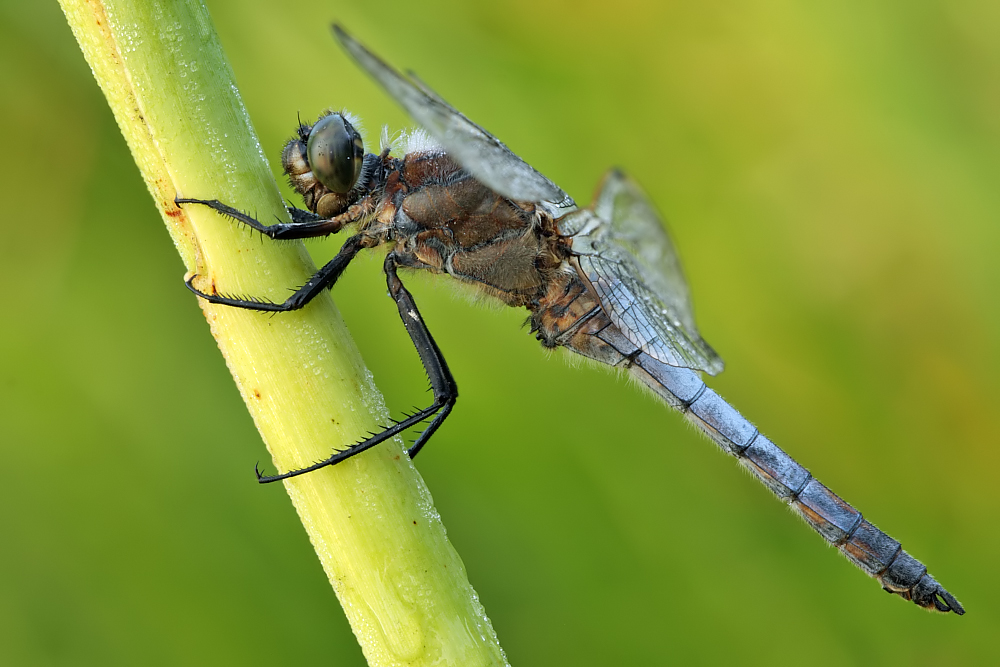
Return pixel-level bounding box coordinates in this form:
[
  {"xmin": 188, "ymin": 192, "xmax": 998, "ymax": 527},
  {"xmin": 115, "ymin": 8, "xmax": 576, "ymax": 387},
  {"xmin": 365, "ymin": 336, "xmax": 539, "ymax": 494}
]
[{"xmin": 59, "ymin": 1, "xmax": 507, "ymax": 665}]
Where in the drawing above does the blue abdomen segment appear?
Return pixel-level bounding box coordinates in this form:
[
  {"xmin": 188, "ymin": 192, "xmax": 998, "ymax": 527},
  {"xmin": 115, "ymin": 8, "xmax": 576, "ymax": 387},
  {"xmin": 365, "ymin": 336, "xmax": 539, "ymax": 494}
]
[
  {"xmin": 629, "ymin": 349, "xmax": 963, "ymax": 614},
  {"xmin": 550, "ymin": 291, "xmax": 962, "ymax": 613}
]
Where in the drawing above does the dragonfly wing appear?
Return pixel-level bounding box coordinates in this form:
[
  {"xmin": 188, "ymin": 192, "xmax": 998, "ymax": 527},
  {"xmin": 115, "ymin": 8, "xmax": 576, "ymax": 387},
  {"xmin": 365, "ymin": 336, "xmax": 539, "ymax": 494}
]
[
  {"xmin": 560, "ymin": 169, "xmax": 724, "ymax": 375},
  {"xmin": 333, "ymin": 25, "xmax": 573, "ymax": 208}
]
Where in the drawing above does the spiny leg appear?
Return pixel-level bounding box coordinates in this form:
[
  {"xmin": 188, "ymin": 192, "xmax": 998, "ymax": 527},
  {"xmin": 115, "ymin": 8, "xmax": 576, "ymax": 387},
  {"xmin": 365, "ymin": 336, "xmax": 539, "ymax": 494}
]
[
  {"xmin": 175, "ymin": 198, "xmax": 457, "ymax": 480},
  {"xmin": 383, "ymin": 255, "xmax": 459, "ymax": 459},
  {"xmin": 175, "ymin": 196, "xmax": 371, "ymax": 239},
  {"xmin": 176, "ymin": 195, "xmax": 380, "ymax": 311},
  {"xmin": 184, "ymin": 233, "xmax": 373, "ymax": 312},
  {"xmin": 286, "ymin": 205, "xmax": 325, "ymax": 224},
  {"xmin": 256, "ymin": 252, "xmax": 458, "ymax": 483}
]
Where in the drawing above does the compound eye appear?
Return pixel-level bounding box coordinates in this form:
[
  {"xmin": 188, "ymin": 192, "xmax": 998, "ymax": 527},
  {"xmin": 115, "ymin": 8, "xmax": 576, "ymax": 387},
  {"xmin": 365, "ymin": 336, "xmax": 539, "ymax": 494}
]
[{"xmin": 306, "ymin": 113, "xmax": 365, "ymax": 194}]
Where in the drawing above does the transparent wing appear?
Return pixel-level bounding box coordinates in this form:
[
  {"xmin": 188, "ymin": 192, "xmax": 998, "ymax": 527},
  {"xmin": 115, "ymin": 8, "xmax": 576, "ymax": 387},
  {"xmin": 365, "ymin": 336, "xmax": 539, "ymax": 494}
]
[
  {"xmin": 559, "ymin": 169, "xmax": 724, "ymax": 375},
  {"xmin": 333, "ymin": 24, "xmax": 573, "ymax": 207}
]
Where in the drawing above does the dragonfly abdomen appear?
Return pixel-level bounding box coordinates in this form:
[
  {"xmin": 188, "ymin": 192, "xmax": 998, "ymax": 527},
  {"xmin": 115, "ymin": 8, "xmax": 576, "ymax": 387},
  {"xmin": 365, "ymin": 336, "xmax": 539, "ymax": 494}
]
[
  {"xmin": 630, "ymin": 350, "xmax": 964, "ymax": 614},
  {"xmin": 549, "ymin": 294, "xmax": 964, "ymax": 614}
]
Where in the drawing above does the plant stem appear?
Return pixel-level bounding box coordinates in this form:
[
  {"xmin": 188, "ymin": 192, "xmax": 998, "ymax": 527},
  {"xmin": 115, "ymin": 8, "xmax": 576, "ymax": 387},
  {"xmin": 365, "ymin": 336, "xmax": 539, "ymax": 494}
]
[{"xmin": 59, "ymin": 1, "xmax": 507, "ymax": 664}]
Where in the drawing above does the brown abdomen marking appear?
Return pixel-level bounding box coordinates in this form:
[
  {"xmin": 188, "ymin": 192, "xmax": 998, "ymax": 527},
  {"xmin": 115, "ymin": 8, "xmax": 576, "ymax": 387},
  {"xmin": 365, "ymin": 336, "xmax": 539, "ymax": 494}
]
[{"xmin": 528, "ymin": 267, "xmax": 631, "ymax": 365}]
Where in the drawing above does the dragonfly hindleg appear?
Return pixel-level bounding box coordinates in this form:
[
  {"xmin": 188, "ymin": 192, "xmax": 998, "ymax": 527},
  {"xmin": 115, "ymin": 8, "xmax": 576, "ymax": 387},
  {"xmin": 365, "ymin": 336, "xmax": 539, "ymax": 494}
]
[
  {"xmin": 254, "ymin": 253, "xmax": 457, "ymax": 482},
  {"xmin": 383, "ymin": 253, "xmax": 458, "ymax": 460}
]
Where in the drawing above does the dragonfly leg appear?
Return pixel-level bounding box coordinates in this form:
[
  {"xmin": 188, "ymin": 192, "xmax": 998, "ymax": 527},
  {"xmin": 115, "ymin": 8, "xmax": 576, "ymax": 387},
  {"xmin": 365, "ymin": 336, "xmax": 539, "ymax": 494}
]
[
  {"xmin": 406, "ymin": 401, "xmax": 454, "ymax": 460},
  {"xmin": 183, "ymin": 232, "xmax": 373, "ymax": 312},
  {"xmin": 255, "ymin": 253, "xmax": 457, "ymax": 483},
  {"xmin": 176, "ymin": 196, "xmax": 379, "ymax": 310},
  {"xmin": 286, "ymin": 205, "xmax": 325, "ymax": 224},
  {"xmin": 176, "ymin": 196, "xmax": 371, "ymax": 239},
  {"xmin": 383, "ymin": 253, "xmax": 459, "ymax": 460}
]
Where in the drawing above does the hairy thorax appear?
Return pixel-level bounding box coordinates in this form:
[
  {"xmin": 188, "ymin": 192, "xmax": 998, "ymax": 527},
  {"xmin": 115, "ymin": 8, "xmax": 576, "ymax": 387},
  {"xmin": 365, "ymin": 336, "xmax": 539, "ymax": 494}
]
[
  {"xmin": 282, "ymin": 130, "xmax": 577, "ymax": 309},
  {"xmin": 381, "ymin": 152, "xmax": 569, "ymax": 308}
]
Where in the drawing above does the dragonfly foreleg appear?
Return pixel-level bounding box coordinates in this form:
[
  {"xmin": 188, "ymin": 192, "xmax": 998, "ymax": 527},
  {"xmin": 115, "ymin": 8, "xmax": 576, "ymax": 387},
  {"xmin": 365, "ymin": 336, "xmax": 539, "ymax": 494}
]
[{"xmin": 176, "ymin": 196, "xmax": 369, "ymax": 239}]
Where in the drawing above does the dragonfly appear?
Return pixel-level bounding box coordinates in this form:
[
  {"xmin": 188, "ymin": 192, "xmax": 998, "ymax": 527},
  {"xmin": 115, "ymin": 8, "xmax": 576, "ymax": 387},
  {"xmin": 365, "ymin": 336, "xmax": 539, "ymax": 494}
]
[{"xmin": 176, "ymin": 25, "xmax": 964, "ymax": 615}]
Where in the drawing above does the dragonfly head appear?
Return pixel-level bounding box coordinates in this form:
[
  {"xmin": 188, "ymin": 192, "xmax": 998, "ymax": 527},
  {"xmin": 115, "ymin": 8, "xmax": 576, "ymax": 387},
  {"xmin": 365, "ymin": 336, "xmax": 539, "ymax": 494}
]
[{"xmin": 282, "ymin": 111, "xmax": 367, "ymax": 218}]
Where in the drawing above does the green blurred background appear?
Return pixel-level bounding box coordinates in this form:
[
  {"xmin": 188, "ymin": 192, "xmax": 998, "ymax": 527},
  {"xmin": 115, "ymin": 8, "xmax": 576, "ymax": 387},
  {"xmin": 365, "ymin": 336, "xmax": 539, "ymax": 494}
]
[{"xmin": 2, "ymin": 0, "xmax": 997, "ymax": 664}]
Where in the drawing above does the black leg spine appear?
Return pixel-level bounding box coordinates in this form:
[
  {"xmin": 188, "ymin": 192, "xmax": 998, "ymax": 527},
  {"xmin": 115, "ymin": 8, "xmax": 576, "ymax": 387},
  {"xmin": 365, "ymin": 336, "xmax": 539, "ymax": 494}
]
[{"xmin": 255, "ymin": 253, "xmax": 458, "ymax": 482}]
